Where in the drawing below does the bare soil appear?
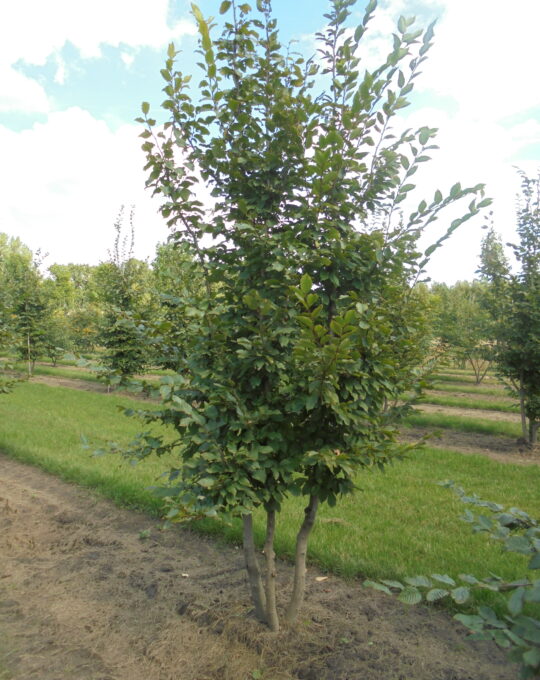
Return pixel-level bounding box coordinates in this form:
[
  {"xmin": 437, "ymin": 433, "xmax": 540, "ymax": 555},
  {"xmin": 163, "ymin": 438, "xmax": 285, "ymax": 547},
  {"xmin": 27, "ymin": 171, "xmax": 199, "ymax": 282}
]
[
  {"xmin": 434, "ymin": 380, "xmax": 506, "ymax": 392},
  {"xmin": 428, "ymin": 389, "xmax": 516, "ymax": 405},
  {"xmin": 401, "ymin": 427, "xmax": 540, "ymax": 465},
  {"xmin": 0, "ymin": 454, "xmax": 516, "ymax": 680}
]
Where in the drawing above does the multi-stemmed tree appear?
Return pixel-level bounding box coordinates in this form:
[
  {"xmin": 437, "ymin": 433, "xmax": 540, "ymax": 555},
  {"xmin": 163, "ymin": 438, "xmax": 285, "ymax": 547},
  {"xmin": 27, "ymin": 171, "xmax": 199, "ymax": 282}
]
[{"xmin": 119, "ymin": 0, "xmax": 489, "ymax": 629}]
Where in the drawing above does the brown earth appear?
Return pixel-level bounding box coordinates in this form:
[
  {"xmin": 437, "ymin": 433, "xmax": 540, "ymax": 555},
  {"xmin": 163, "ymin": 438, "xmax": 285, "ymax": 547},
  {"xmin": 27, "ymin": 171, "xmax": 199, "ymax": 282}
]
[
  {"xmin": 433, "ymin": 380, "xmax": 506, "ymax": 392},
  {"xmin": 0, "ymin": 454, "xmax": 517, "ymax": 680},
  {"xmin": 428, "ymin": 389, "xmax": 515, "ymax": 404},
  {"xmin": 401, "ymin": 427, "xmax": 540, "ymax": 465}
]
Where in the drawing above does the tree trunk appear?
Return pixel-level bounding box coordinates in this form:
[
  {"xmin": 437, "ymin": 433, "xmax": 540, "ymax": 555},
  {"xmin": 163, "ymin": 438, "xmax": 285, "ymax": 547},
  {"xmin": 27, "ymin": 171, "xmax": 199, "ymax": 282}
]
[
  {"xmin": 242, "ymin": 514, "xmax": 267, "ymax": 624},
  {"xmin": 529, "ymin": 420, "xmax": 539, "ymax": 446},
  {"xmin": 519, "ymin": 376, "xmax": 528, "ymax": 441},
  {"xmin": 27, "ymin": 333, "xmax": 32, "ymax": 377},
  {"xmin": 263, "ymin": 509, "xmax": 279, "ymax": 632},
  {"xmin": 285, "ymin": 495, "xmax": 319, "ymax": 625}
]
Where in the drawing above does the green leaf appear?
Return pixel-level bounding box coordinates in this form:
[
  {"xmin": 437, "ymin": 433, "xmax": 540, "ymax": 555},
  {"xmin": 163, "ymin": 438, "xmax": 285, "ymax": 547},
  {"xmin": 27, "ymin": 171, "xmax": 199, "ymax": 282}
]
[
  {"xmin": 300, "ymin": 273, "xmax": 312, "ymax": 295},
  {"xmin": 404, "ymin": 575, "xmax": 432, "ymax": 588},
  {"xmin": 525, "ymin": 583, "xmax": 540, "ymax": 602},
  {"xmin": 508, "ymin": 587, "xmax": 525, "ymax": 616},
  {"xmin": 523, "ymin": 647, "xmax": 540, "ymax": 668},
  {"xmin": 426, "ymin": 588, "xmax": 448, "ymax": 602},
  {"xmin": 450, "ymin": 182, "xmax": 462, "ymax": 198},
  {"xmin": 364, "ymin": 580, "xmax": 392, "ymax": 595},
  {"xmin": 219, "ymin": 0, "xmax": 232, "ymax": 13},
  {"xmin": 398, "ymin": 586, "xmax": 422, "ymax": 605},
  {"xmin": 455, "ymin": 614, "xmax": 484, "ymax": 632},
  {"xmin": 191, "ymin": 3, "xmax": 203, "ymax": 21},
  {"xmin": 198, "ymin": 477, "xmax": 215, "ymax": 489},
  {"xmin": 450, "ymin": 586, "xmax": 470, "ymax": 605},
  {"xmin": 305, "ymin": 393, "xmax": 318, "ymax": 411},
  {"xmin": 529, "ymin": 552, "xmax": 540, "ymax": 569},
  {"xmin": 458, "ymin": 574, "xmax": 479, "ymax": 585},
  {"xmin": 380, "ymin": 579, "xmax": 404, "ymax": 590},
  {"xmin": 141, "ymin": 101, "xmax": 150, "ymax": 115},
  {"xmin": 431, "ymin": 574, "xmax": 456, "ymax": 587}
]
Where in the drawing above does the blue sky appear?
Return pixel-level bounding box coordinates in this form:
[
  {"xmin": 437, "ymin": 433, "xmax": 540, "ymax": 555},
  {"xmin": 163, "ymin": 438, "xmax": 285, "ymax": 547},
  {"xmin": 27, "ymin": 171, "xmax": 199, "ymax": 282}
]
[{"xmin": 1, "ymin": 0, "xmax": 539, "ymax": 282}]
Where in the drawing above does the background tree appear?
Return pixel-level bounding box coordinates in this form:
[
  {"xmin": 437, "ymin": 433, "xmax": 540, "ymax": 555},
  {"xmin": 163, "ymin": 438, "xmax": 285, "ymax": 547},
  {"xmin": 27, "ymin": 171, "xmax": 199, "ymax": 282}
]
[
  {"xmin": 491, "ymin": 172, "xmax": 540, "ymax": 445},
  {"xmin": 477, "ymin": 219, "xmax": 511, "ymax": 283},
  {"xmin": 429, "ymin": 281, "xmax": 493, "ymax": 383},
  {"xmin": 0, "ymin": 235, "xmax": 54, "ymax": 376},
  {"xmin": 95, "ymin": 208, "xmax": 154, "ymax": 384},
  {"xmin": 150, "ymin": 241, "xmax": 207, "ymax": 371},
  {"xmin": 119, "ymin": 0, "xmax": 488, "ymax": 630},
  {"xmin": 45, "ymin": 263, "xmax": 103, "ymax": 354}
]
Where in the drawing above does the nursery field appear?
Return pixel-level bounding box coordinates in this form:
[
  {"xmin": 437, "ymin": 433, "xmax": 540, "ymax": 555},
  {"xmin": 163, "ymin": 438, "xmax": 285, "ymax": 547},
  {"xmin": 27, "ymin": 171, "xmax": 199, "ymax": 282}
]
[{"xmin": 0, "ymin": 367, "xmax": 538, "ymax": 679}]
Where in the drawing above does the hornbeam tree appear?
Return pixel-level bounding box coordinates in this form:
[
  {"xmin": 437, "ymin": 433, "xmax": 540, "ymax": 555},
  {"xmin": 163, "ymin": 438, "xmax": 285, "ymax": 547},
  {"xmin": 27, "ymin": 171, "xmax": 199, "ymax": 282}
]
[
  {"xmin": 492, "ymin": 172, "xmax": 540, "ymax": 445},
  {"xmin": 121, "ymin": 0, "xmax": 489, "ymax": 629}
]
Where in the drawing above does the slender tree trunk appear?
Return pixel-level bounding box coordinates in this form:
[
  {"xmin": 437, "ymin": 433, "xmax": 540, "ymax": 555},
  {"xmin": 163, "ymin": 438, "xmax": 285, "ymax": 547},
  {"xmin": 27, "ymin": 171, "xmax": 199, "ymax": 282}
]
[
  {"xmin": 242, "ymin": 514, "xmax": 267, "ymax": 623},
  {"xmin": 263, "ymin": 509, "xmax": 279, "ymax": 632},
  {"xmin": 285, "ymin": 495, "xmax": 319, "ymax": 625},
  {"xmin": 519, "ymin": 376, "xmax": 528, "ymax": 441},
  {"xmin": 529, "ymin": 420, "xmax": 538, "ymax": 446},
  {"xmin": 27, "ymin": 333, "xmax": 32, "ymax": 377}
]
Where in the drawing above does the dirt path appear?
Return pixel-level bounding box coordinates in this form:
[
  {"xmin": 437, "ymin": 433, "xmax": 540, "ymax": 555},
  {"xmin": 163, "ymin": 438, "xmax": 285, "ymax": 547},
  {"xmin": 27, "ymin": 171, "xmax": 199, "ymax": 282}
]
[
  {"xmin": 427, "ymin": 389, "xmax": 516, "ymax": 405},
  {"xmin": 401, "ymin": 428, "xmax": 539, "ymax": 465},
  {"xmin": 417, "ymin": 402, "xmax": 521, "ymax": 423},
  {"xmin": 0, "ymin": 454, "xmax": 516, "ymax": 680}
]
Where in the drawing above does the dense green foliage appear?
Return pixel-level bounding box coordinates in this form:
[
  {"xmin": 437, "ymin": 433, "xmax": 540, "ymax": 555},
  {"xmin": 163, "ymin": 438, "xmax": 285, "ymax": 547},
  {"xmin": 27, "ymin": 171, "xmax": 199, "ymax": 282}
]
[
  {"xmin": 491, "ymin": 173, "xmax": 540, "ymax": 445},
  {"xmin": 120, "ymin": 0, "xmax": 489, "ymax": 628}
]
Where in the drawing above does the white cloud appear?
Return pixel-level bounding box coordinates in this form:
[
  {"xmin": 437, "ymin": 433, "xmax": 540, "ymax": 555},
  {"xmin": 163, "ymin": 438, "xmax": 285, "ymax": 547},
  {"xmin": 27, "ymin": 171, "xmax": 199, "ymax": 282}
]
[
  {"xmin": 0, "ymin": 65, "xmax": 50, "ymax": 113},
  {"xmin": 1, "ymin": 1, "xmax": 196, "ymax": 114},
  {"xmin": 419, "ymin": 0, "xmax": 540, "ymax": 121},
  {"xmin": 1, "ymin": 1, "xmax": 196, "ymax": 65},
  {"xmin": 0, "ymin": 108, "xmax": 169, "ymax": 265},
  {"xmin": 348, "ymin": 0, "xmax": 540, "ymax": 282}
]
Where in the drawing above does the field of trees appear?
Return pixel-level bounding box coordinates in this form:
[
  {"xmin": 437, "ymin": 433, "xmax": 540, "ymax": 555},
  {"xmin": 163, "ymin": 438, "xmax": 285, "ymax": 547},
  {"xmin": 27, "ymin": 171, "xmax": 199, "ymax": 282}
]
[{"xmin": 1, "ymin": 1, "xmax": 539, "ymax": 679}]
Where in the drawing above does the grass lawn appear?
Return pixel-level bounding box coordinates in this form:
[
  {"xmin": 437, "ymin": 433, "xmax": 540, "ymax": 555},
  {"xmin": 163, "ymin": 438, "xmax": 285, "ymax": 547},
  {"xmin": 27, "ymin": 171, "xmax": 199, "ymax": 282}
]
[
  {"xmin": 404, "ymin": 412, "xmax": 522, "ymax": 438},
  {"xmin": 29, "ymin": 364, "xmax": 100, "ymax": 382},
  {"xmin": 420, "ymin": 394, "xmax": 518, "ymax": 413},
  {"xmin": 434, "ymin": 375, "xmax": 501, "ymax": 387},
  {"xmin": 431, "ymin": 382, "xmax": 508, "ymax": 397},
  {"xmin": 1, "ymin": 381, "xmax": 539, "ymax": 617}
]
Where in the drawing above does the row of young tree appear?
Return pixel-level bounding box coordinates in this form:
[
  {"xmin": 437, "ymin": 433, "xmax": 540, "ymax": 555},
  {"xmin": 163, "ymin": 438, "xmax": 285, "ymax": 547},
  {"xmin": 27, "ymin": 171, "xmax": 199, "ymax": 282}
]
[
  {"xmin": 426, "ymin": 180, "xmax": 540, "ymax": 445},
  {"xmin": 2, "ymin": 187, "xmax": 537, "ymax": 440},
  {"xmin": 0, "ymin": 209, "xmax": 205, "ymax": 383}
]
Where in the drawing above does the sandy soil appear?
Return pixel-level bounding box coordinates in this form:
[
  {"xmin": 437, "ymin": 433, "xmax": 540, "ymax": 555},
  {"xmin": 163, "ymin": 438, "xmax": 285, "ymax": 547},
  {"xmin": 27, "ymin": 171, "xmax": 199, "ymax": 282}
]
[{"xmin": 0, "ymin": 454, "xmax": 517, "ymax": 680}]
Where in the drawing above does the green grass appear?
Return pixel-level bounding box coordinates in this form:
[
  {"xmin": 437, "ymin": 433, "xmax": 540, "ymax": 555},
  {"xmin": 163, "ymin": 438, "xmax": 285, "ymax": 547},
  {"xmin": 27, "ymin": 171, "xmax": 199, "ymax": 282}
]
[
  {"xmin": 1, "ymin": 382, "xmax": 539, "ymax": 618},
  {"xmin": 431, "ymin": 382, "xmax": 509, "ymax": 397},
  {"xmin": 405, "ymin": 412, "xmax": 522, "ymax": 438},
  {"xmin": 31, "ymin": 364, "xmax": 100, "ymax": 382},
  {"xmin": 434, "ymin": 373, "xmax": 500, "ymax": 385},
  {"xmin": 421, "ymin": 394, "xmax": 518, "ymax": 413},
  {"xmin": 0, "ymin": 382, "xmax": 171, "ymax": 514}
]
